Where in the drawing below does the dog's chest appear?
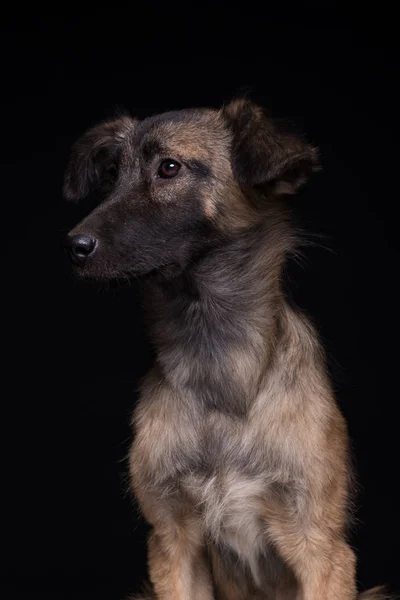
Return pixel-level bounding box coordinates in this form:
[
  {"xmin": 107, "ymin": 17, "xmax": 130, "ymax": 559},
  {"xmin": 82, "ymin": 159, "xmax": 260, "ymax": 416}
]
[
  {"xmin": 134, "ymin": 395, "xmax": 262, "ymax": 488},
  {"xmin": 183, "ymin": 467, "xmax": 266, "ymax": 583},
  {"xmin": 133, "ymin": 397, "xmax": 268, "ymax": 582}
]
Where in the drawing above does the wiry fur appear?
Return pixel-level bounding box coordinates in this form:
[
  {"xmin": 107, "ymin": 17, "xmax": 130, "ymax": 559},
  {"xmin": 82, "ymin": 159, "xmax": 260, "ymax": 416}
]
[{"xmin": 63, "ymin": 99, "xmax": 385, "ymax": 599}]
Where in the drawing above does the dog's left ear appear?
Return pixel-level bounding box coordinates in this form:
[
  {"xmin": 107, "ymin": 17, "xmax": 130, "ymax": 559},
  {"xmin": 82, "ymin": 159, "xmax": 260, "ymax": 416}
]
[
  {"xmin": 223, "ymin": 99, "xmax": 320, "ymax": 195},
  {"xmin": 63, "ymin": 116, "xmax": 135, "ymax": 202}
]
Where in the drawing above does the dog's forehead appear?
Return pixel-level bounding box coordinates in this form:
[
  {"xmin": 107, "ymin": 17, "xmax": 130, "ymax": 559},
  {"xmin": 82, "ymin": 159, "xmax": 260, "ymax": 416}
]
[{"xmin": 133, "ymin": 108, "xmax": 230, "ymax": 160}]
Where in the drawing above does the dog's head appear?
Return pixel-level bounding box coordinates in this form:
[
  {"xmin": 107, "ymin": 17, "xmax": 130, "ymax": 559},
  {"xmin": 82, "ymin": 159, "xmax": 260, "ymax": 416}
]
[{"xmin": 63, "ymin": 99, "xmax": 319, "ymax": 280}]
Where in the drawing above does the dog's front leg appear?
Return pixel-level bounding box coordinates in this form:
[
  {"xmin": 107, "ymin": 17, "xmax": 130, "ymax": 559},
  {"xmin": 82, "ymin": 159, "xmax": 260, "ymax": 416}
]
[
  {"xmin": 147, "ymin": 521, "xmax": 214, "ymax": 600},
  {"xmin": 264, "ymin": 506, "xmax": 357, "ymax": 600}
]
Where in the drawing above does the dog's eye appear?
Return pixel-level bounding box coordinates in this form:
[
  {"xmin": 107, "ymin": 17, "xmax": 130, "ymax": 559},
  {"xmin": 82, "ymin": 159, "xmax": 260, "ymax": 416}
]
[
  {"xmin": 106, "ymin": 164, "xmax": 118, "ymax": 183},
  {"xmin": 158, "ymin": 160, "xmax": 181, "ymax": 178}
]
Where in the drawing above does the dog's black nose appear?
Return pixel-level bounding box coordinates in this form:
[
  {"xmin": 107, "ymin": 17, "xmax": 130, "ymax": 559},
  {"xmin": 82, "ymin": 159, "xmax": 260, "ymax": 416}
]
[{"xmin": 64, "ymin": 233, "xmax": 97, "ymax": 265}]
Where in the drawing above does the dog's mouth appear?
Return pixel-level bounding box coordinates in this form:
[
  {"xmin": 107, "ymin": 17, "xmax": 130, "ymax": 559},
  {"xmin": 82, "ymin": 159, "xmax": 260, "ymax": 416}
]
[
  {"xmin": 64, "ymin": 251, "xmax": 184, "ymax": 285},
  {"xmin": 147, "ymin": 262, "xmax": 185, "ymax": 279}
]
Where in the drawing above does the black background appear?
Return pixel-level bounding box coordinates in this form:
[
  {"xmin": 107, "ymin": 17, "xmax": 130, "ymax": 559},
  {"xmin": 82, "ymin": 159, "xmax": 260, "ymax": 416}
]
[{"xmin": 1, "ymin": 3, "xmax": 399, "ymax": 599}]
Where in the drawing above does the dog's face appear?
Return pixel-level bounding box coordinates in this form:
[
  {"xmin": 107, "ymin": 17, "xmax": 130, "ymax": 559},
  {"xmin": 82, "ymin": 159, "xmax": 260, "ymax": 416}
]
[{"xmin": 63, "ymin": 100, "xmax": 319, "ymax": 280}]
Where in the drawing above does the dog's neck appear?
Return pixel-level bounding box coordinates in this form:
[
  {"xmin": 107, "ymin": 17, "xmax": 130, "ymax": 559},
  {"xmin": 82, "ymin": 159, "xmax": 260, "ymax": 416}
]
[{"xmin": 144, "ymin": 214, "xmax": 296, "ymax": 415}]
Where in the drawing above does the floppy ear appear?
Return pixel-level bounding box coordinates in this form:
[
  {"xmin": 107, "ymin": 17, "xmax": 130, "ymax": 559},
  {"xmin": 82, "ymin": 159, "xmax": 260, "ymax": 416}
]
[
  {"xmin": 223, "ymin": 98, "xmax": 320, "ymax": 195},
  {"xmin": 63, "ymin": 116, "xmax": 135, "ymax": 202}
]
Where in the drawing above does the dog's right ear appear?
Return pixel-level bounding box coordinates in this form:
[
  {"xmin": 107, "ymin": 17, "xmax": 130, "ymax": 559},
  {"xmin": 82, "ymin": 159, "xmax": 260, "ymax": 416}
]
[{"xmin": 63, "ymin": 116, "xmax": 135, "ymax": 202}]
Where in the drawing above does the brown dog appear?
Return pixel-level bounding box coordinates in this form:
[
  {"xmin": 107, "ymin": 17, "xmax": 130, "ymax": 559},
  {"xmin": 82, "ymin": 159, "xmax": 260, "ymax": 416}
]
[{"xmin": 63, "ymin": 99, "xmax": 385, "ymax": 599}]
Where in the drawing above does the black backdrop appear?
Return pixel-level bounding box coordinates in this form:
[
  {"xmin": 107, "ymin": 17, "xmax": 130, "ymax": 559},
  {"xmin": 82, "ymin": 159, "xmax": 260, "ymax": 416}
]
[{"xmin": 2, "ymin": 4, "xmax": 399, "ymax": 599}]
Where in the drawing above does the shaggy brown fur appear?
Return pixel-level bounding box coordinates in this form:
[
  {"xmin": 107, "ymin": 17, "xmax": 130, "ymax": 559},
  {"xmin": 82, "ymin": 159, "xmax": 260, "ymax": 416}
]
[{"xmin": 63, "ymin": 99, "xmax": 386, "ymax": 599}]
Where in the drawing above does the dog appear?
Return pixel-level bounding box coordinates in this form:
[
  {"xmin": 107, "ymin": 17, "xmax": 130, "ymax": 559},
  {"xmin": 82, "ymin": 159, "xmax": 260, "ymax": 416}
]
[{"xmin": 63, "ymin": 99, "xmax": 386, "ymax": 599}]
